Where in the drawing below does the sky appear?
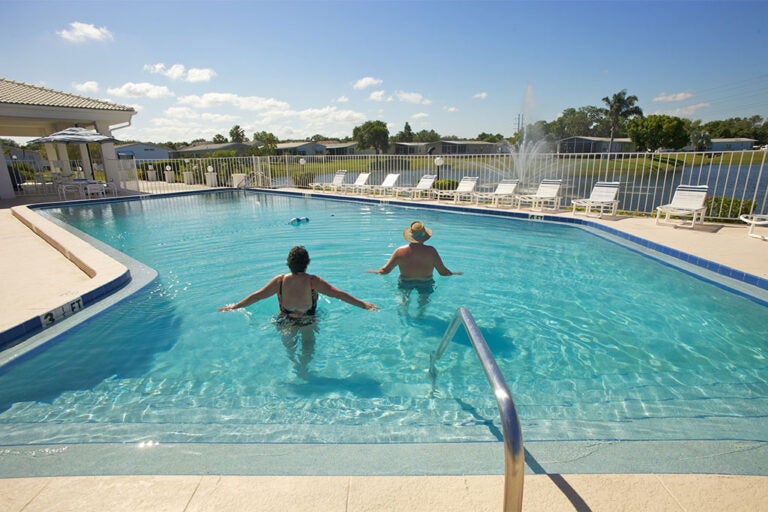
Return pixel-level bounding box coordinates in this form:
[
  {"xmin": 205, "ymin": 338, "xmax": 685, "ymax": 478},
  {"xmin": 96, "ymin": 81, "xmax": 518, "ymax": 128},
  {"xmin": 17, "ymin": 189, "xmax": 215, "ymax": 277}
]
[{"xmin": 3, "ymin": 0, "xmax": 768, "ymax": 145}]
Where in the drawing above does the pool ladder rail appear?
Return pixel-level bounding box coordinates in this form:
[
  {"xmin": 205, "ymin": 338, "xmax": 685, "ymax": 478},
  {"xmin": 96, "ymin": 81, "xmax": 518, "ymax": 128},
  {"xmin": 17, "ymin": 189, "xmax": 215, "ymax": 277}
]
[{"xmin": 430, "ymin": 307, "xmax": 524, "ymax": 512}]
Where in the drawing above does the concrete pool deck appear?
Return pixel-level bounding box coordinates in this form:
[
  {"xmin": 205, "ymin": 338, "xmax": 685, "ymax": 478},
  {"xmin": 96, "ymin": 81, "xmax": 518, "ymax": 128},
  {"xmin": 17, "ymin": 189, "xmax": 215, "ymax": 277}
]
[{"xmin": 0, "ymin": 190, "xmax": 766, "ymax": 511}]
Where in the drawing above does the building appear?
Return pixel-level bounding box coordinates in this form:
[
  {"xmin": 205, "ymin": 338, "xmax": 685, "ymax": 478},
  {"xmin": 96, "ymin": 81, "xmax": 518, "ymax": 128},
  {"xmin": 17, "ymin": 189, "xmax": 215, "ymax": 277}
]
[
  {"xmin": 394, "ymin": 140, "xmax": 500, "ymax": 155},
  {"xmin": 115, "ymin": 142, "xmax": 171, "ymax": 160},
  {"xmin": 557, "ymin": 136, "xmax": 636, "ymax": 154},
  {"xmin": 274, "ymin": 141, "xmax": 326, "ymax": 156},
  {"xmin": 710, "ymin": 138, "xmax": 757, "ymax": 151},
  {"xmin": 318, "ymin": 141, "xmax": 356, "ymax": 156}
]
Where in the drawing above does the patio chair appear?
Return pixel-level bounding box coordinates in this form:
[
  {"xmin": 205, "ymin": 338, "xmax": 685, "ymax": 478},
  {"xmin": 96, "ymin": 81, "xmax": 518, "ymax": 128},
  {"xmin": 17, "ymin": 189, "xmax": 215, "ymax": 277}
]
[
  {"xmin": 473, "ymin": 179, "xmax": 519, "ymax": 207},
  {"xmin": 571, "ymin": 181, "xmax": 621, "ymax": 218},
  {"xmin": 516, "ymin": 179, "xmax": 562, "ymax": 211},
  {"xmin": 739, "ymin": 214, "xmax": 768, "ymax": 240},
  {"xmin": 310, "ymin": 170, "xmax": 346, "ymax": 192},
  {"xmin": 339, "ymin": 172, "xmax": 371, "ymax": 194},
  {"xmin": 396, "ymin": 174, "xmax": 437, "ymax": 200},
  {"xmin": 367, "ymin": 173, "xmax": 400, "ymax": 196},
  {"xmin": 434, "ymin": 176, "xmax": 478, "ymax": 203},
  {"xmin": 104, "ymin": 179, "xmax": 119, "ymax": 197},
  {"xmin": 655, "ymin": 184, "xmax": 708, "ymax": 229},
  {"xmin": 85, "ymin": 183, "xmax": 106, "ymax": 199}
]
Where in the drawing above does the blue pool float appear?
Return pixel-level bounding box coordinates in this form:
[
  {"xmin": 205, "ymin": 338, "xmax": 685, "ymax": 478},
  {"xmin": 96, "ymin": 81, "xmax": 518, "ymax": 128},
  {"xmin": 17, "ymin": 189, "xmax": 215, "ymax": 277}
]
[{"xmin": 289, "ymin": 217, "xmax": 310, "ymax": 225}]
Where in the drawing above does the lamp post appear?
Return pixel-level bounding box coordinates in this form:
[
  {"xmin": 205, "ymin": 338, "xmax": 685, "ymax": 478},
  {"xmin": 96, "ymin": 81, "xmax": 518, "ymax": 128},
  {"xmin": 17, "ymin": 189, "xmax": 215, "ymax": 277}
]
[
  {"xmin": 10, "ymin": 155, "xmax": 20, "ymax": 191},
  {"xmin": 434, "ymin": 156, "xmax": 444, "ymax": 181}
]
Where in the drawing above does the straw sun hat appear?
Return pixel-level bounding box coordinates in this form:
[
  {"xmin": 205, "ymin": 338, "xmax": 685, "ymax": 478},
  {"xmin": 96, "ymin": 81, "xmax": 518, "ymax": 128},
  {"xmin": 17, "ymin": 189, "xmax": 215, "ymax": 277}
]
[{"xmin": 403, "ymin": 221, "xmax": 432, "ymax": 243}]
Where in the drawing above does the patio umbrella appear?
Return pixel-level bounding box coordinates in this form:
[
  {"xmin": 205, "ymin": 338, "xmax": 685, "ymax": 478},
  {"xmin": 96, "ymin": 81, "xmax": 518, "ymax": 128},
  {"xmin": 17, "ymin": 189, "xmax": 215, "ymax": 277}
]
[{"xmin": 28, "ymin": 127, "xmax": 117, "ymax": 179}]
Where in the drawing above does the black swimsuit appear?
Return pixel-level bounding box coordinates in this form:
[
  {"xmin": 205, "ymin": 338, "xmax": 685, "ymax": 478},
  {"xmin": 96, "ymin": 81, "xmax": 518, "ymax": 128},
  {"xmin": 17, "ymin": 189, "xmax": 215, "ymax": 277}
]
[{"xmin": 278, "ymin": 275, "xmax": 318, "ymax": 321}]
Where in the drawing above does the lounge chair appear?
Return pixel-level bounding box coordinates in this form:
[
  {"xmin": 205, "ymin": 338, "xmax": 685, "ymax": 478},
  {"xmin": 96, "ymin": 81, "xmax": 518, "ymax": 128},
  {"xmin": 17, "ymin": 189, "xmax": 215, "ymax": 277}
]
[
  {"xmin": 310, "ymin": 170, "xmax": 346, "ymax": 192},
  {"xmin": 339, "ymin": 172, "xmax": 371, "ymax": 194},
  {"xmin": 655, "ymin": 184, "xmax": 708, "ymax": 229},
  {"xmin": 473, "ymin": 179, "xmax": 519, "ymax": 207},
  {"xmin": 367, "ymin": 173, "xmax": 400, "ymax": 196},
  {"xmin": 739, "ymin": 214, "xmax": 768, "ymax": 240},
  {"xmin": 434, "ymin": 176, "xmax": 478, "ymax": 203},
  {"xmin": 516, "ymin": 179, "xmax": 562, "ymax": 211},
  {"xmin": 395, "ymin": 174, "xmax": 437, "ymax": 200},
  {"xmin": 571, "ymin": 181, "xmax": 621, "ymax": 218}
]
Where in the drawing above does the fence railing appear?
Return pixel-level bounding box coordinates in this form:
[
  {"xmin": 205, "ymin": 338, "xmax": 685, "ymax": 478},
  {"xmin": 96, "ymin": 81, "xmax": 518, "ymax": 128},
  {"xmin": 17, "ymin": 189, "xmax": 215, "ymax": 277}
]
[{"xmin": 11, "ymin": 150, "xmax": 767, "ymax": 217}]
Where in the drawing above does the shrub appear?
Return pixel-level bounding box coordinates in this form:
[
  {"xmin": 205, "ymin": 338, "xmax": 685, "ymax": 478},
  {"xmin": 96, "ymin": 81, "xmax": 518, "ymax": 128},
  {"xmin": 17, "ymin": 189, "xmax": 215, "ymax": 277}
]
[
  {"xmin": 434, "ymin": 179, "xmax": 458, "ymax": 190},
  {"xmin": 292, "ymin": 171, "xmax": 315, "ymax": 188},
  {"xmin": 705, "ymin": 196, "xmax": 755, "ymax": 220}
]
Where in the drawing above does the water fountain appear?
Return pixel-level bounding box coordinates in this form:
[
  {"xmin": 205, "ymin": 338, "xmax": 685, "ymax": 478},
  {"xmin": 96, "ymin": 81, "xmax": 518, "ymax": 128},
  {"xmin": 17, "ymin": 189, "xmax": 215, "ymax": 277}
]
[{"xmin": 509, "ymin": 84, "xmax": 552, "ymax": 193}]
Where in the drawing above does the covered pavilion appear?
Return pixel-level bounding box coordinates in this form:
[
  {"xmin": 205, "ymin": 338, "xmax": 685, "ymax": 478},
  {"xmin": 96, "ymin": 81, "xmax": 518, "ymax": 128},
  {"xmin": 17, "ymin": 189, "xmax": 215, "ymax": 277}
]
[{"xmin": 0, "ymin": 77, "xmax": 136, "ymax": 199}]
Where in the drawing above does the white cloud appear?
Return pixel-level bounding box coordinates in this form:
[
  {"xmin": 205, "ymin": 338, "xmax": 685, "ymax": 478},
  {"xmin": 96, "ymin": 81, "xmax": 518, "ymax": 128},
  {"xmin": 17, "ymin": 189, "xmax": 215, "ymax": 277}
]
[
  {"xmin": 201, "ymin": 112, "xmax": 239, "ymax": 122},
  {"xmin": 654, "ymin": 102, "xmax": 710, "ymax": 118},
  {"xmin": 165, "ymin": 107, "xmax": 199, "ymax": 119},
  {"xmin": 74, "ymin": 81, "xmax": 99, "ymax": 93},
  {"xmin": 369, "ymin": 90, "xmax": 387, "ymax": 102},
  {"xmin": 445, "ymin": 106, "xmax": 459, "ymax": 112},
  {"xmin": 107, "ymin": 82, "xmax": 174, "ymax": 99},
  {"xmin": 144, "ymin": 63, "xmax": 217, "ymax": 82},
  {"xmin": 411, "ymin": 112, "xmax": 429, "ymax": 119},
  {"xmin": 177, "ymin": 92, "xmax": 289, "ymax": 111},
  {"xmin": 473, "ymin": 92, "xmax": 488, "ymax": 100},
  {"xmin": 334, "ymin": 96, "xmax": 349, "ymax": 103},
  {"xmin": 186, "ymin": 68, "xmax": 217, "ymax": 82},
  {"xmin": 653, "ymin": 92, "xmax": 694, "ymax": 103},
  {"xmin": 395, "ymin": 91, "xmax": 431, "ymax": 105},
  {"xmin": 353, "ymin": 77, "xmax": 383, "ymax": 90},
  {"xmin": 57, "ymin": 22, "xmax": 113, "ymax": 43}
]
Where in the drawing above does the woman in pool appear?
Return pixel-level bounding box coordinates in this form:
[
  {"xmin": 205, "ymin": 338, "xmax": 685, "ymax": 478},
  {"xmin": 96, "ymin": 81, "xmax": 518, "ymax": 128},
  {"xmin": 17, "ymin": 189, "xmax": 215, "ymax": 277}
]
[{"xmin": 218, "ymin": 246, "xmax": 378, "ymax": 378}]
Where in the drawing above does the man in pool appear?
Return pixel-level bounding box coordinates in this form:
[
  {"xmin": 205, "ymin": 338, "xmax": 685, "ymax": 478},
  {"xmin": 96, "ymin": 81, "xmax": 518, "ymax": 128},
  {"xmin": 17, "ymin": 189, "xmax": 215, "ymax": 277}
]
[
  {"xmin": 219, "ymin": 246, "xmax": 377, "ymax": 377},
  {"xmin": 367, "ymin": 221, "xmax": 462, "ymax": 303}
]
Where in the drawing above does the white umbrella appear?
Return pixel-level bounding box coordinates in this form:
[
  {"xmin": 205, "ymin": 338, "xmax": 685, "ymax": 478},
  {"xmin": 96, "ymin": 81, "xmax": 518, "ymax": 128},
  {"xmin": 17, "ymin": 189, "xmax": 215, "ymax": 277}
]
[{"xmin": 28, "ymin": 127, "xmax": 117, "ymax": 179}]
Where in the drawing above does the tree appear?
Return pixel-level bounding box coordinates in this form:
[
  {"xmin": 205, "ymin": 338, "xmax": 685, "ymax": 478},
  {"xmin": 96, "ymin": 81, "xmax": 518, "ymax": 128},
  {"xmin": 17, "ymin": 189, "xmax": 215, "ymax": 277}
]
[
  {"xmin": 477, "ymin": 132, "xmax": 505, "ymax": 143},
  {"xmin": 626, "ymin": 114, "xmax": 689, "ymax": 151},
  {"xmin": 601, "ymin": 89, "xmax": 643, "ymax": 153},
  {"xmin": 229, "ymin": 125, "xmax": 246, "ymax": 143},
  {"xmin": 251, "ymin": 131, "xmax": 279, "ymax": 155},
  {"xmin": 412, "ymin": 129, "xmax": 441, "ymax": 143},
  {"xmin": 392, "ymin": 122, "xmax": 414, "ymax": 143},
  {"xmin": 689, "ymin": 129, "xmax": 712, "ymax": 151},
  {"xmin": 352, "ymin": 120, "xmax": 390, "ymax": 154},
  {"xmin": 212, "ymin": 134, "xmax": 228, "ymax": 143}
]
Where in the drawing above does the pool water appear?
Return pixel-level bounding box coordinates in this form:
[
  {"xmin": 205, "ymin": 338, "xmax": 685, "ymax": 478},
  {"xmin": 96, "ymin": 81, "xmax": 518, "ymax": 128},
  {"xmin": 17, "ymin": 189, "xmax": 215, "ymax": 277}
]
[{"xmin": 0, "ymin": 190, "xmax": 766, "ymax": 446}]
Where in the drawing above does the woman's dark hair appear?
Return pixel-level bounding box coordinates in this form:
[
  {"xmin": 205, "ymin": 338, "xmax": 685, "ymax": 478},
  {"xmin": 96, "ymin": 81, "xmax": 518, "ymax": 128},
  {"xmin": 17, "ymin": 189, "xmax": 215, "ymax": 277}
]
[{"xmin": 287, "ymin": 246, "xmax": 310, "ymax": 273}]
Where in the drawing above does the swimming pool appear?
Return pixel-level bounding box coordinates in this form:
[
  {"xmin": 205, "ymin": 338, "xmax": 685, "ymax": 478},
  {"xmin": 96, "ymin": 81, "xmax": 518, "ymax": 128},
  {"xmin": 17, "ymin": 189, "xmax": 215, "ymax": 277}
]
[{"xmin": 0, "ymin": 191, "xmax": 766, "ymax": 453}]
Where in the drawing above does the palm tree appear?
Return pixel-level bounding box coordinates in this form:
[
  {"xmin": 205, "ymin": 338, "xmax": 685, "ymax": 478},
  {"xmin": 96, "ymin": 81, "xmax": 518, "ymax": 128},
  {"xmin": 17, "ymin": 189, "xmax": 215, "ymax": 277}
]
[{"xmin": 602, "ymin": 90, "xmax": 643, "ymax": 154}]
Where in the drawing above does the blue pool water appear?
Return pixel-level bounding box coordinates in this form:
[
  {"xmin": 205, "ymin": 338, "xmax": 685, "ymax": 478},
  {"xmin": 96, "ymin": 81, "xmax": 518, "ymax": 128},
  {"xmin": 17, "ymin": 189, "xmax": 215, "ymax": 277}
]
[{"xmin": 0, "ymin": 190, "xmax": 766, "ymax": 447}]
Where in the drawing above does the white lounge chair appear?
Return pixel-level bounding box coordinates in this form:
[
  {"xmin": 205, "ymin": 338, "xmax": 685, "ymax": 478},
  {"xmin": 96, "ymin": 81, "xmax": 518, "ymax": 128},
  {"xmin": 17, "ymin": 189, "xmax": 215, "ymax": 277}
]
[
  {"xmin": 571, "ymin": 181, "xmax": 621, "ymax": 218},
  {"xmin": 473, "ymin": 179, "xmax": 519, "ymax": 207},
  {"xmin": 367, "ymin": 173, "xmax": 400, "ymax": 196},
  {"xmin": 85, "ymin": 183, "xmax": 106, "ymax": 199},
  {"xmin": 395, "ymin": 174, "xmax": 437, "ymax": 200},
  {"xmin": 517, "ymin": 179, "xmax": 562, "ymax": 211},
  {"xmin": 310, "ymin": 170, "xmax": 346, "ymax": 192},
  {"xmin": 655, "ymin": 184, "xmax": 708, "ymax": 229},
  {"xmin": 434, "ymin": 176, "xmax": 478, "ymax": 203},
  {"xmin": 339, "ymin": 172, "xmax": 371, "ymax": 194},
  {"xmin": 739, "ymin": 214, "xmax": 768, "ymax": 240}
]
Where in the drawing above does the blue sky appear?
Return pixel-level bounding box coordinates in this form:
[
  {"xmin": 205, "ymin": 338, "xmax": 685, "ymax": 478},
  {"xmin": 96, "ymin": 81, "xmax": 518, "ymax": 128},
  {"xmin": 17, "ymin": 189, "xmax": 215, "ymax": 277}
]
[{"xmin": 4, "ymin": 0, "xmax": 768, "ymax": 144}]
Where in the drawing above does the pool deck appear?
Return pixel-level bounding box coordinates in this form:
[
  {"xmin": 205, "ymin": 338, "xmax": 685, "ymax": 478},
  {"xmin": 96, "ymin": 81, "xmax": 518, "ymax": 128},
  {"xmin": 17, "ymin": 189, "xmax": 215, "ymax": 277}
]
[{"xmin": 1, "ymin": 190, "xmax": 766, "ymax": 511}]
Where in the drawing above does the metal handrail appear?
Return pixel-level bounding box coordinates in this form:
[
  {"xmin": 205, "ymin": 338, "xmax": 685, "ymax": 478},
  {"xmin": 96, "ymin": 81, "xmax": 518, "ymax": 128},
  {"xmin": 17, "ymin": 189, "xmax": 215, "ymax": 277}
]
[{"xmin": 430, "ymin": 307, "xmax": 524, "ymax": 512}]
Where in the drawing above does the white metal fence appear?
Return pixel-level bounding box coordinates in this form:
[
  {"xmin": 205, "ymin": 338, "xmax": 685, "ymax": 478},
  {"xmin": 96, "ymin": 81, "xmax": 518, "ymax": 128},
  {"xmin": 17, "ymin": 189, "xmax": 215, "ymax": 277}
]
[{"xmin": 11, "ymin": 150, "xmax": 767, "ymax": 218}]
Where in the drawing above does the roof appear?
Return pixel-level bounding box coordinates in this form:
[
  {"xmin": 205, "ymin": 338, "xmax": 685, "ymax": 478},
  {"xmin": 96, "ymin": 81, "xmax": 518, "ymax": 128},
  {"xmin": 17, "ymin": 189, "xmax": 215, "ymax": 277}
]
[
  {"xmin": 711, "ymin": 138, "xmax": 756, "ymax": 143},
  {"xmin": 0, "ymin": 78, "xmax": 135, "ymax": 112},
  {"xmin": 277, "ymin": 141, "xmax": 319, "ymax": 149},
  {"xmin": 175, "ymin": 142, "xmax": 260, "ymax": 153},
  {"xmin": 559, "ymin": 136, "xmax": 633, "ymax": 143}
]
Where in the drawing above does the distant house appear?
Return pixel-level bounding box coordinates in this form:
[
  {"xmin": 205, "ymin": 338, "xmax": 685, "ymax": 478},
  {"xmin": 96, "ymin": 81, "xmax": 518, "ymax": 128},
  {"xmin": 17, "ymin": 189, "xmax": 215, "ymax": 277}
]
[
  {"xmin": 274, "ymin": 141, "xmax": 325, "ymax": 156},
  {"xmin": 171, "ymin": 141, "xmax": 261, "ymax": 158},
  {"xmin": 557, "ymin": 136, "xmax": 636, "ymax": 154},
  {"xmin": 394, "ymin": 140, "xmax": 499, "ymax": 155},
  {"xmin": 710, "ymin": 138, "xmax": 757, "ymax": 151},
  {"xmin": 115, "ymin": 143, "xmax": 170, "ymax": 160},
  {"xmin": 319, "ymin": 141, "xmax": 356, "ymax": 155}
]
